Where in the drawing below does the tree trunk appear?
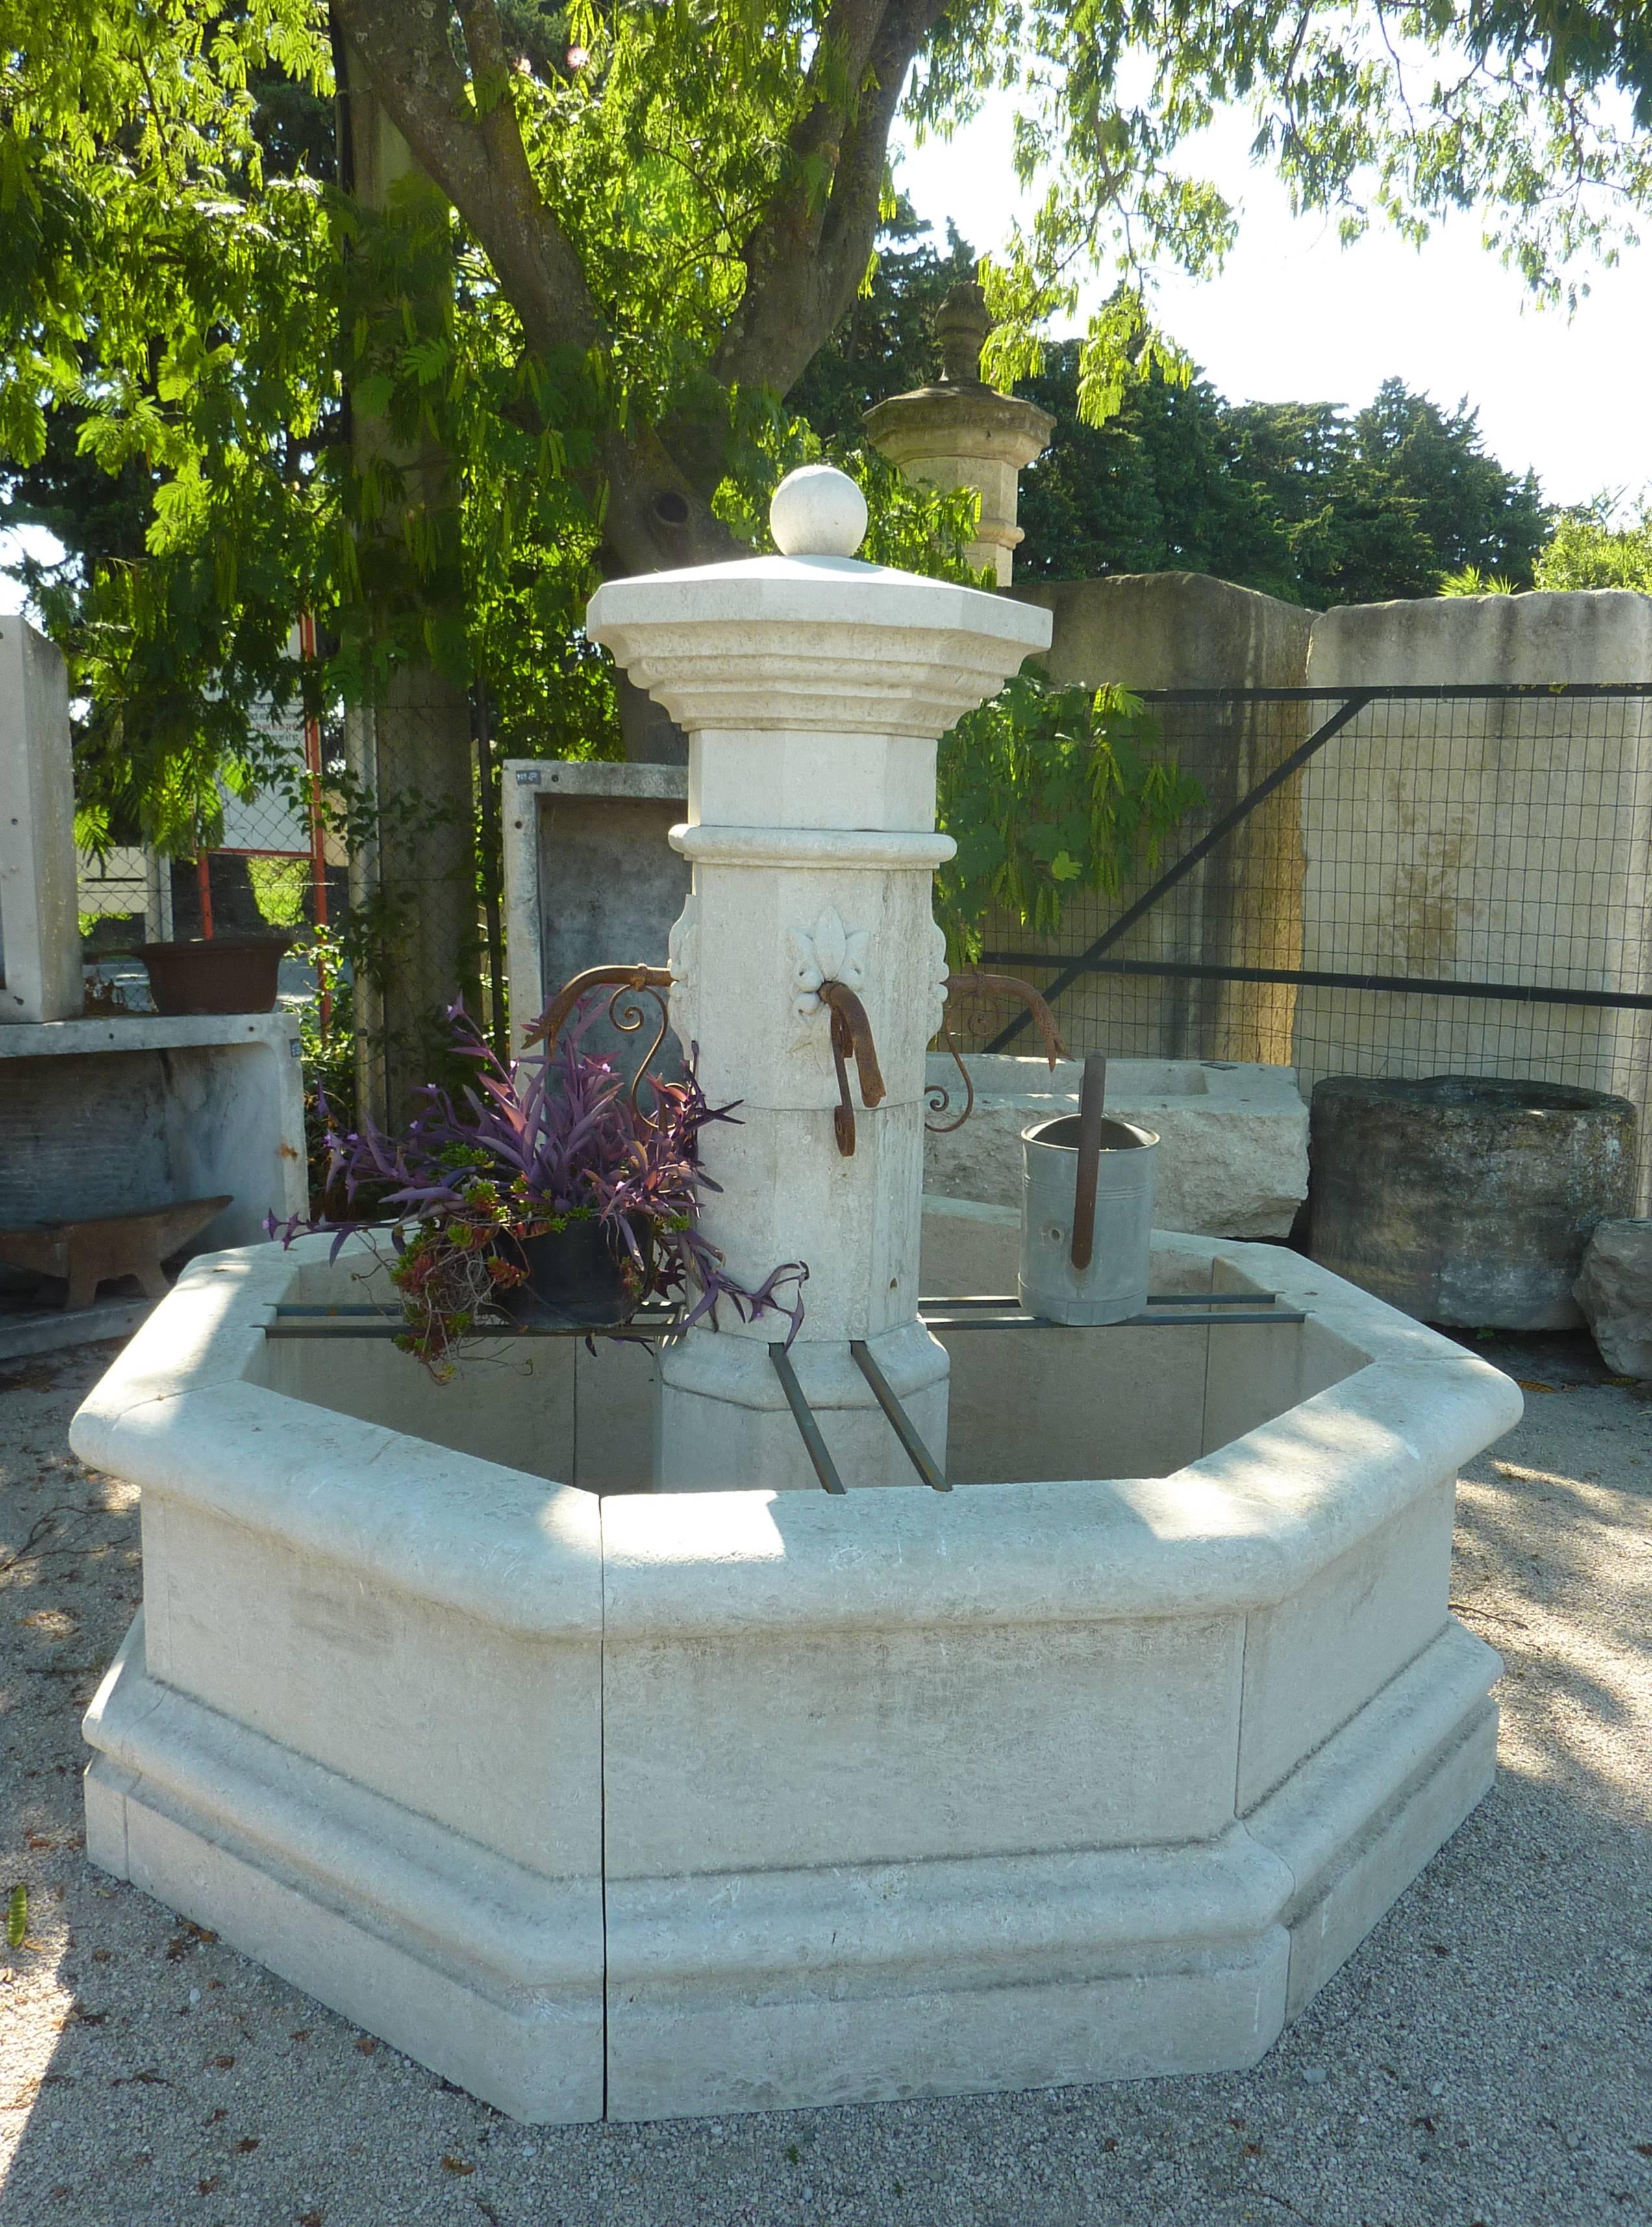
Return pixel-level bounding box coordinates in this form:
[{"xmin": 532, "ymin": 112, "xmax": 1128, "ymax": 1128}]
[{"xmin": 338, "ymin": 34, "xmax": 479, "ymax": 1125}]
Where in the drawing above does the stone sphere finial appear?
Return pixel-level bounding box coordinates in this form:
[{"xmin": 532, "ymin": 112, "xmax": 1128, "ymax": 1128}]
[
  {"xmin": 770, "ymin": 465, "xmax": 868, "ymax": 558},
  {"xmin": 936, "ymin": 281, "xmax": 990, "ymax": 386}
]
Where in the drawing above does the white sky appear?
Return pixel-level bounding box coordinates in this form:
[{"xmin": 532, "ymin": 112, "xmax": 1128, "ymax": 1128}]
[{"xmin": 893, "ymin": 95, "xmax": 1652, "ymax": 516}]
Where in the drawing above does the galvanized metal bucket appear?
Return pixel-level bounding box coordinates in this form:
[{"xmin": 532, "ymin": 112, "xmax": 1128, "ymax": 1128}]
[{"xmin": 1019, "ymin": 1101, "xmax": 1158, "ymax": 1326}]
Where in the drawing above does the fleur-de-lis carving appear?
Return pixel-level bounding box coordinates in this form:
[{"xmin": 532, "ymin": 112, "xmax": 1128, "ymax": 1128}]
[
  {"xmin": 788, "ymin": 907, "xmax": 870, "ymax": 1023},
  {"xmin": 923, "ymin": 918, "xmax": 951, "ymax": 1031}
]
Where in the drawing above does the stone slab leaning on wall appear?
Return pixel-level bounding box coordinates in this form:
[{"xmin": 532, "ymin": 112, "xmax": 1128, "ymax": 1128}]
[
  {"xmin": 1008, "ymin": 572, "xmax": 1315, "ymax": 1066},
  {"xmin": 1298, "ymin": 591, "xmax": 1652, "ymax": 1111},
  {"xmin": 0, "ymin": 616, "xmax": 82, "ymax": 1024}
]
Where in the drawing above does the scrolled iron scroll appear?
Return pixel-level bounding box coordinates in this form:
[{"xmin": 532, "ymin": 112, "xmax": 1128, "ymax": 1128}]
[
  {"xmin": 523, "ymin": 963, "xmax": 676, "ymax": 1121},
  {"xmin": 925, "ymin": 1022, "xmax": 976, "ymax": 1135},
  {"xmin": 926, "ymin": 971, "xmax": 1068, "ymax": 1135}
]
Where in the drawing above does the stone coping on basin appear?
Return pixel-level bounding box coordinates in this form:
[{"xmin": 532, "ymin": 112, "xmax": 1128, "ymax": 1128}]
[
  {"xmin": 73, "ymin": 1225, "xmax": 1514, "ymax": 1639},
  {"xmin": 76, "ymin": 1217, "xmax": 1521, "ymax": 2122}
]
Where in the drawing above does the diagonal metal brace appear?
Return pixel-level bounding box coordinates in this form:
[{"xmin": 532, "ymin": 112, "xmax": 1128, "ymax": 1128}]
[
  {"xmin": 850, "ymin": 1340, "xmax": 949, "ymax": 1491},
  {"xmin": 768, "ymin": 1342, "xmax": 847, "ymax": 1493},
  {"xmin": 986, "ymin": 691, "xmax": 1375, "ymax": 1051}
]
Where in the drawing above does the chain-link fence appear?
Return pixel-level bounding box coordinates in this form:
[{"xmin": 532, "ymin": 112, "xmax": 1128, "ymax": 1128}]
[{"xmin": 977, "ymin": 683, "xmax": 1652, "ymax": 1192}]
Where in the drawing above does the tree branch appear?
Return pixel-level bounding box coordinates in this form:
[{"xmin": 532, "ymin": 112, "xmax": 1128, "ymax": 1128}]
[
  {"xmin": 332, "ymin": 0, "xmax": 603, "ymax": 363},
  {"xmin": 713, "ymin": 0, "xmax": 951, "ymax": 397},
  {"xmin": 334, "ymin": 0, "xmax": 739, "ymax": 575}
]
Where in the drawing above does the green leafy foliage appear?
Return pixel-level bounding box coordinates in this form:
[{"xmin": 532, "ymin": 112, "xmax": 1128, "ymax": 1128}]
[
  {"xmin": 1224, "ymin": 384, "xmax": 1550, "ymax": 604},
  {"xmin": 3, "ymin": 0, "xmax": 1650, "ymax": 867},
  {"xmin": 1534, "ymin": 499, "xmax": 1652, "ymax": 592},
  {"xmin": 936, "ymin": 677, "xmax": 1205, "ymax": 959},
  {"xmin": 1016, "ymin": 373, "xmax": 1551, "ymax": 606},
  {"xmin": 805, "ymin": 258, "xmax": 1553, "ymax": 609},
  {"xmin": 247, "ymin": 856, "xmax": 310, "ymax": 927},
  {"xmin": 1013, "ymin": 348, "xmax": 1296, "ymax": 595},
  {"xmin": 6, "ymin": 1883, "xmax": 26, "ymax": 1952},
  {"xmin": 789, "ymin": 204, "xmax": 979, "ymax": 440}
]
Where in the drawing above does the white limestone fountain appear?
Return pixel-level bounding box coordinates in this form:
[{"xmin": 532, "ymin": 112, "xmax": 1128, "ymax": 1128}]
[{"xmin": 76, "ymin": 470, "xmax": 1520, "ymax": 2124}]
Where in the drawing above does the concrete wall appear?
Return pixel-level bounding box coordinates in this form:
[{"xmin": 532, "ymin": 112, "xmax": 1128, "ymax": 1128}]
[
  {"xmin": 0, "ymin": 1013, "xmax": 307, "ymax": 1252},
  {"xmin": 1010, "ymin": 574, "xmax": 1314, "ymax": 1063},
  {"xmin": 0, "ymin": 616, "xmax": 81, "ymax": 1024},
  {"xmin": 1299, "ymin": 592, "xmax": 1652, "ymax": 1116}
]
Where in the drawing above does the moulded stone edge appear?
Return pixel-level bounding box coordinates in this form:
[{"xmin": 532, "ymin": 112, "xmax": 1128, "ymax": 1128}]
[{"xmin": 82, "ymin": 1616, "xmax": 602, "ymax": 2002}]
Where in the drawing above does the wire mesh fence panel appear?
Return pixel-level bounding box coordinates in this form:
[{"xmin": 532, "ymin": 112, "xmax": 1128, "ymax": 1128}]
[
  {"xmin": 977, "ymin": 685, "xmax": 1652, "ymax": 1197},
  {"xmin": 76, "ymin": 847, "xmax": 165, "ymax": 939},
  {"xmin": 975, "ymin": 690, "xmax": 1326, "ymax": 1064}
]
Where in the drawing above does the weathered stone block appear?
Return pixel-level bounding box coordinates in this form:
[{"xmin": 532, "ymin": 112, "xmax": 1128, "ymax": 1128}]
[
  {"xmin": 1310, "ymin": 1074, "xmax": 1637, "ymax": 1329},
  {"xmin": 1574, "ymin": 1216, "xmax": 1652, "ymax": 1376}
]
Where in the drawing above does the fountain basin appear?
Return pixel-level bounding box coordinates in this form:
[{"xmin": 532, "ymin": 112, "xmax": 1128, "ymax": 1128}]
[{"xmin": 75, "ymin": 1207, "xmax": 1518, "ymax": 2122}]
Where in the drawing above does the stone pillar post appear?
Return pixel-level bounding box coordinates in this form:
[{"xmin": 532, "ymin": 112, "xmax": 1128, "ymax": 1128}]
[
  {"xmin": 587, "ymin": 468, "xmax": 1049, "ymax": 1489},
  {"xmin": 0, "ymin": 616, "xmax": 81, "ymax": 1024},
  {"xmin": 863, "ymin": 284, "xmax": 1054, "ymax": 586}
]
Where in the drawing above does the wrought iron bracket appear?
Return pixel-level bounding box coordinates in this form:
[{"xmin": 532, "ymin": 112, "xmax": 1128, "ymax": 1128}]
[
  {"xmin": 522, "ymin": 963, "xmax": 675, "ymax": 1118},
  {"xmin": 927, "ymin": 971, "xmax": 1068, "ymax": 1134}
]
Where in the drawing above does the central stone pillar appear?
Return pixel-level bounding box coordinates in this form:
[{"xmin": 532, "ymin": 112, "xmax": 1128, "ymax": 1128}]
[{"xmin": 586, "ymin": 468, "xmax": 1049, "ymax": 1489}]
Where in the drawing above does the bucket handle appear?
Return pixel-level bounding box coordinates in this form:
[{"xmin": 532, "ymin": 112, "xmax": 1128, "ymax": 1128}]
[{"xmin": 1070, "ymin": 1053, "xmax": 1107, "ymax": 1272}]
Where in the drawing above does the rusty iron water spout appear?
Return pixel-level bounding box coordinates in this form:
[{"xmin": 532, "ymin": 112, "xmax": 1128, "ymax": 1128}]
[{"xmin": 817, "ymin": 979, "xmax": 886, "ymax": 1157}]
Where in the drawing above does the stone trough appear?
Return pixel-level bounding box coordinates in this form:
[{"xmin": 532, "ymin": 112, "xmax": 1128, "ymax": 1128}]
[
  {"xmin": 923, "ymin": 1053, "xmax": 1309, "ymax": 1237},
  {"xmin": 74, "ymin": 466, "xmax": 1519, "ymax": 2125}
]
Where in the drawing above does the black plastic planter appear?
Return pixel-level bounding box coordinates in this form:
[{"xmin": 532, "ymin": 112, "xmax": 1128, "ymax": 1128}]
[{"xmin": 493, "ymin": 1219, "xmax": 635, "ymax": 1329}]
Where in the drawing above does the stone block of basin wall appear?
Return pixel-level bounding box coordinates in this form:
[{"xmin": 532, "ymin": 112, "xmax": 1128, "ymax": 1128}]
[
  {"xmin": 1298, "ymin": 593, "xmax": 1652, "ymax": 1126},
  {"xmin": 1007, "ymin": 573, "xmax": 1314, "ymax": 1065},
  {"xmin": 923, "ymin": 1053, "xmax": 1308, "ymax": 1237},
  {"xmin": 0, "ymin": 616, "xmax": 81, "ymax": 1024}
]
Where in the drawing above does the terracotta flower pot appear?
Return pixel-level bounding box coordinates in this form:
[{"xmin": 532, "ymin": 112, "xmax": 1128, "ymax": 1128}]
[
  {"xmin": 136, "ymin": 938, "xmax": 289, "ymax": 1016},
  {"xmin": 493, "ymin": 1219, "xmax": 636, "ymax": 1328}
]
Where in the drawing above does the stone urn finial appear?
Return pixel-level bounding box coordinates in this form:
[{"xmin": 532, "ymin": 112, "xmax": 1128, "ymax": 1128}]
[
  {"xmin": 935, "ymin": 282, "xmax": 990, "ymax": 387},
  {"xmin": 862, "ymin": 287, "xmax": 1055, "ymax": 587}
]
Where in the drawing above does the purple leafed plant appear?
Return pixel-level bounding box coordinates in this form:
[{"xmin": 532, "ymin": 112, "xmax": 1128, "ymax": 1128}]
[{"xmin": 269, "ymin": 1000, "xmax": 807, "ymax": 1378}]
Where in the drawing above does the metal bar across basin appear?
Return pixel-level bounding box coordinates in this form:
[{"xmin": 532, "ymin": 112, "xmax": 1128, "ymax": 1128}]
[{"xmin": 919, "ymin": 1298, "xmax": 1307, "ymax": 1331}]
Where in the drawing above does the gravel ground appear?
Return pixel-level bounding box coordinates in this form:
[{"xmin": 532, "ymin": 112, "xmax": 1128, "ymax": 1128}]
[{"xmin": 3, "ymin": 1335, "xmax": 1650, "ymax": 2227}]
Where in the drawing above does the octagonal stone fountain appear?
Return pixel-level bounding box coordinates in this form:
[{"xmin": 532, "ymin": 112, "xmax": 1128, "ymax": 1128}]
[{"xmin": 75, "ymin": 470, "xmax": 1520, "ymax": 2124}]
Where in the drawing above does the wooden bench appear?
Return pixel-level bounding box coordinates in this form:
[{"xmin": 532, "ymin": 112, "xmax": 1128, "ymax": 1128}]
[{"xmin": 0, "ymin": 1196, "xmax": 233, "ymax": 1312}]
